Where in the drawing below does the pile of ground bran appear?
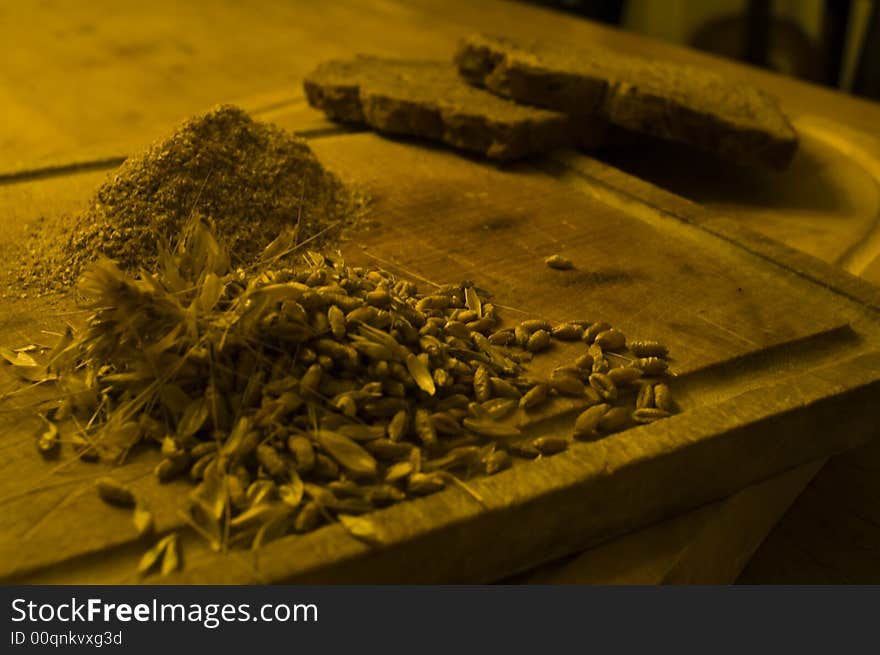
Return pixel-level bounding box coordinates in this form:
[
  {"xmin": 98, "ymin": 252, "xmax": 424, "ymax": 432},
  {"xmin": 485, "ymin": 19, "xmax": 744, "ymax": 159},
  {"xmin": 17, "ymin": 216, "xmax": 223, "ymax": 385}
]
[{"xmin": 13, "ymin": 104, "xmax": 363, "ymax": 294}]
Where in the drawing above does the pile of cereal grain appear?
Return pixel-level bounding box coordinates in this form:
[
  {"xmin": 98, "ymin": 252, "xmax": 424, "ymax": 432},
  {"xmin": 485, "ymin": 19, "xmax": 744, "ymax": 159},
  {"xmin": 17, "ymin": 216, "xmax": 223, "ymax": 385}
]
[{"xmin": 25, "ymin": 219, "xmax": 676, "ymax": 565}]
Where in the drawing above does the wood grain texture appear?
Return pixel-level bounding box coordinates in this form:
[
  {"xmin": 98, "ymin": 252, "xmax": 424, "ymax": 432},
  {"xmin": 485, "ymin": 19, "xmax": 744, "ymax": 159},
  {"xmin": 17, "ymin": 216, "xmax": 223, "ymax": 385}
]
[
  {"xmin": 4, "ymin": 0, "xmax": 880, "ymax": 283},
  {"xmin": 594, "ymin": 115, "xmax": 880, "ymax": 284},
  {"xmin": 520, "ymin": 460, "xmax": 824, "ymax": 584},
  {"xmin": 0, "ymin": 0, "xmax": 453, "ymax": 170},
  {"xmin": 2, "ymin": 0, "xmax": 880, "ymax": 583},
  {"xmin": 0, "ymin": 0, "xmax": 875, "ymax": 162},
  {"xmin": 156, "ymin": 353, "xmax": 879, "ymax": 584},
  {"xmin": 545, "ymin": 150, "xmax": 880, "ymax": 311},
  {"xmin": 3, "ymin": 0, "xmax": 879, "ymax": 173},
  {"xmin": 2, "ymin": 131, "xmax": 880, "ymax": 583}
]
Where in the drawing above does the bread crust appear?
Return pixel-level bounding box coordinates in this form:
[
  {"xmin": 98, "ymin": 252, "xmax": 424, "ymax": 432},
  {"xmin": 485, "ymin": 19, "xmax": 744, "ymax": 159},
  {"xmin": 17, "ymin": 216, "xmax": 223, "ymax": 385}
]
[
  {"xmin": 304, "ymin": 56, "xmax": 607, "ymax": 160},
  {"xmin": 455, "ymin": 34, "xmax": 798, "ymax": 170}
]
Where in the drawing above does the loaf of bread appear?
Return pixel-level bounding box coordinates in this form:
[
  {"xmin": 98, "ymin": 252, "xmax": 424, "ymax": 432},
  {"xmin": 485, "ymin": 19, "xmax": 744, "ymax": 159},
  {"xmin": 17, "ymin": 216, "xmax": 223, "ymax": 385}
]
[
  {"xmin": 304, "ymin": 56, "xmax": 607, "ymax": 161},
  {"xmin": 455, "ymin": 34, "xmax": 798, "ymax": 170}
]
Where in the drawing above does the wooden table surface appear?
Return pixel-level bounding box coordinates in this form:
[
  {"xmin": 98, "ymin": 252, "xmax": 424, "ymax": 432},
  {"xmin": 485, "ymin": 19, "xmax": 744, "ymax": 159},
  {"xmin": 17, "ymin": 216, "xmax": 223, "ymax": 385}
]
[{"xmin": 2, "ymin": 0, "xmax": 880, "ymax": 583}]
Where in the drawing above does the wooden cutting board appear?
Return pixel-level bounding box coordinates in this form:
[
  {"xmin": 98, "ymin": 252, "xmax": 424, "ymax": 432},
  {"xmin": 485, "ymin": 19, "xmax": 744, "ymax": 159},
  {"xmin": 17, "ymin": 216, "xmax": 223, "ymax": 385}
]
[
  {"xmin": 595, "ymin": 115, "xmax": 880, "ymax": 282},
  {"xmin": 1, "ymin": 124, "xmax": 879, "ymax": 583}
]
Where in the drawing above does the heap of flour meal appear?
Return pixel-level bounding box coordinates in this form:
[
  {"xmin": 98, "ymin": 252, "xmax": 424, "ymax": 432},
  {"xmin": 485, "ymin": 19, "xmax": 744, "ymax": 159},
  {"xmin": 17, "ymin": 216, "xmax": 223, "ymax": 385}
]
[{"xmin": 17, "ymin": 104, "xmax": 364, "ymax": 294}]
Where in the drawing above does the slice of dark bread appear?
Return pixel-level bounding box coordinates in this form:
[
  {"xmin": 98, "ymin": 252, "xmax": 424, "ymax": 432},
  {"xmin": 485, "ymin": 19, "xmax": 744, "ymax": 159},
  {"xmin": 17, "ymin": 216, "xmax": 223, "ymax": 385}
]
[
  {"xmin": 303, "ymin": 56, "xmax": 607, "ymax": 161},
  {"xmin": 455, "ymin": 34, "xmax": 798, "ymax": 170}
]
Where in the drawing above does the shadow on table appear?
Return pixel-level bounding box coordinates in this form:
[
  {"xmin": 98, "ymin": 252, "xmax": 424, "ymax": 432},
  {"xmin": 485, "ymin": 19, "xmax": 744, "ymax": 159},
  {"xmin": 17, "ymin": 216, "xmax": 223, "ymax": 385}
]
[{"xmin": 591, "ymin": 130, "xmax": 862, "ymax": 215}]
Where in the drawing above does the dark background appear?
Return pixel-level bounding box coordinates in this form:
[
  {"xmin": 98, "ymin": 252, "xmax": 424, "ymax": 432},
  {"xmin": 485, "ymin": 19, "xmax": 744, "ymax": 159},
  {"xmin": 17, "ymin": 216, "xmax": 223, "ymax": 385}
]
[{"xmin": 528, "ymin": 0, "xmax": 880, "ymax": 99}]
